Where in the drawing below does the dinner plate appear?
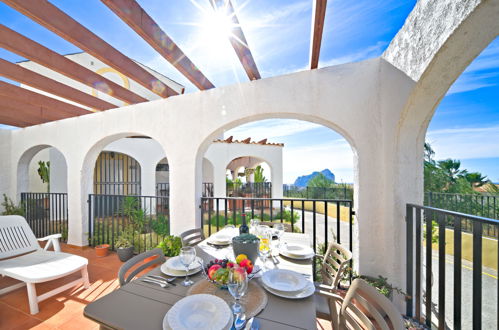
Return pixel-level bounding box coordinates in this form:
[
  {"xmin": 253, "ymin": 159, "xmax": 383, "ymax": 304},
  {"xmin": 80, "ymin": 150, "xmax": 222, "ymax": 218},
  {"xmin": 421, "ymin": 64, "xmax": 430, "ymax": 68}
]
[
  {"xmin": 209, "ymin": 233, "xmax": 232, "ymax": 244},
  {"xmin": 261, "ymin": 269, "xmax": 308, "ymax": 292},
  {"xmin": 160, "ymin": 262, "xmax": 202, "ymax": 277},
  {"xmin": 261, "ymin": 279, "xmax": 315, "ymax": 299},
  {"xmin": 279, "ymin": 249, "xmax": 315, "ymax": 260},
  {"xmin": 280, "ymin": 244, "xmax": 314, "ymax": 258},
  {"xmin": 163, "ymin": 294, "xmax": 233, "ymax": 330},
  {"xmin": 165, "ymin": 256, "xmax": 203, "ymax": 272}
]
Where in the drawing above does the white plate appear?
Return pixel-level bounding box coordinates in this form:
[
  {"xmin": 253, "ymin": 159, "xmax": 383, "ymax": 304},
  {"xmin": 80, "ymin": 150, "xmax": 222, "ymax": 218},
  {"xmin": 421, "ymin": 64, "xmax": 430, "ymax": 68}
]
[
  {"xmin": 280, "ymin": 244, "xmax": 314, "ymax": 257},
  {"xmin": 261, "ymin": 269, "xmax": 308, "ymax": 292},
  {"xmin": 279, "ymin": 250, "xmax": 315, "ymax": 260},
  {"xmin": 209, "ymin": 234, "xmax": 232, "ymax": 244},
  {"xmin": 261, "ymin": 279, "xmax": 315, "ymax": 299},
  {"xmin": 160, "ymin": 263, "xmax": 202, "ymax": 277},
  {"xmin": 163, "ymin": 294, "xmax": 233, "ymax": 330},
  {"xmin": 165, "ymin": 256, "xmax": 203, "ymax": 271}
]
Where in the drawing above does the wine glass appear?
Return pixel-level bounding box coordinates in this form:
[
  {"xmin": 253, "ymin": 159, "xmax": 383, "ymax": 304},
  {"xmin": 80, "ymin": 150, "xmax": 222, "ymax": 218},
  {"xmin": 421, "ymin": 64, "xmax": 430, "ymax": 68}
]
[
  {"xmin": 274, "ymin": 223, "xmax": 285, "ymax": 249},
  {"xmin": 179, "ymin": 246, "xmax": 196, "ymax": 286},
  {"xmin": 249, "ymin": 219, "xmax": 260, "ymax": 235},
  {"xmin": 258, "ymin": 228, "xmax": 271, "ymax": 271},
  {"xmin": 228, "ymin": 266, "xmax": 248, "ymax": 314}
]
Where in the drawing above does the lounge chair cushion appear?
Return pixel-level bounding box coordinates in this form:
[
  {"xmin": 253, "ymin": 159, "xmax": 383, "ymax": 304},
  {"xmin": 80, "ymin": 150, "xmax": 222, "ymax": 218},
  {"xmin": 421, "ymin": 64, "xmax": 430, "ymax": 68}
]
[{"xmin": 0, "ymin": 250, "xmax": 88, "ymax": 283}]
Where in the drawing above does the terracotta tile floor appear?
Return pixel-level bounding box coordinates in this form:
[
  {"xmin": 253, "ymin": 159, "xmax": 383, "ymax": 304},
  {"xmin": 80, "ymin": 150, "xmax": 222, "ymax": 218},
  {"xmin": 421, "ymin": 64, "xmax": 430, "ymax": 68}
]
[{"xmin": 1, "ymin": 244, "xmax": 332, "ymax": 330}]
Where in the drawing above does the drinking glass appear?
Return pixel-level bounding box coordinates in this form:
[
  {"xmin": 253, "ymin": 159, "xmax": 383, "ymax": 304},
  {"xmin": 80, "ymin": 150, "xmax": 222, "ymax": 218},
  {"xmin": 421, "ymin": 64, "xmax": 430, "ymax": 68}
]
[
  {"xmin": 274, "ymin": 223, "xmax": 285, "ymax": 249},
  {"xmin": 258, "ymin": 228, "xmax": 271, "ymax": 271},
  {"xmin": 249, "ymin": 219, "xmax": 260, "ymax": 235},
  {"xmin": 228, "ymin": 266, "xmax": 248, "ymax": 313},
  {"xmin": 179, "ymin": 246, "xmax": 196, "ymax": 286}
]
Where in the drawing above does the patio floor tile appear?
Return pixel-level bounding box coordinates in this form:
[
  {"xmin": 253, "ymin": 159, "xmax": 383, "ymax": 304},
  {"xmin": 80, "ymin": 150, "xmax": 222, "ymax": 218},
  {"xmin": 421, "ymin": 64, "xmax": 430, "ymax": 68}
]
[{"xmin": 0, "ymin": 244, "xmax": 330, "ymax": 329}]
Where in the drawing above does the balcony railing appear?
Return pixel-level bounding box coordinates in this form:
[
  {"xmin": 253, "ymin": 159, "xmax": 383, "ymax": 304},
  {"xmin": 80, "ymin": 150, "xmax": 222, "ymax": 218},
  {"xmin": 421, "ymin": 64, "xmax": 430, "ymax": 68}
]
[
  {"xmin": 88, "ymin": 194, "xmax": 170, "ymax": 253},
  {"xmin": 406, "ymin": 204, "xmax": 499, "ymax": 329},
  {"xmin": 283, "ymin": 184, "xmax": 353, "ymax": 201},
  {"xmin": 425, "ymin": 192, "xmax": 498, "ymax": 238},
  {"xmin": 201, "ymin": 196, "xmax": 354, "ymax": 280},
  {"xmin": 227, "ymin": 182, "xmax": 272, "ymax": 198},
  {"xmin": 20, "ymin": 192, "xmax": 68, "ymax": 242}
]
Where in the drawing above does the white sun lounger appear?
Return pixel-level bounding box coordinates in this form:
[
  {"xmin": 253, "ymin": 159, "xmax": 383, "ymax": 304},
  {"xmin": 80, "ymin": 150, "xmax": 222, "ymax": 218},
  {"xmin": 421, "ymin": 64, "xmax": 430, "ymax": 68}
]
[{"xmin": 0, "ymin": 215, "xmax": 89, "ymax": 314}]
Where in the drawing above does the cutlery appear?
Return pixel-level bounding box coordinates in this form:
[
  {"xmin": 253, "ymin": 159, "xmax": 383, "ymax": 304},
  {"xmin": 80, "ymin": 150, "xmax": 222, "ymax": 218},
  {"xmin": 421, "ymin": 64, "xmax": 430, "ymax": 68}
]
[
  {"xmin": 147, "ymin": 275, "xmax": 177, "ymax": 286},
  {"xmin": 140, "ymin": 278, "xmax": 169, "ymax": 288},
  {"xmin": 272, "ymin": 255, "xmax": 280, "ymax": 264}
]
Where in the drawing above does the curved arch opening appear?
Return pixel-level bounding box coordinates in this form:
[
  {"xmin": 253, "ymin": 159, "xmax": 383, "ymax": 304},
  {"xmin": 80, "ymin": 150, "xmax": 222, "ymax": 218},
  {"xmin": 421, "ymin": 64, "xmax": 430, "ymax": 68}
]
[
  {"xmin": 83, "ymin": 134, "xmax": 171, "ymax": 252},
  {"xmin": 198, "ymin": 117, "xmax": 356, "ymax": 252},
  {"xmin": 16, "ymin": 144, "xmax": 69, "ymax": 240}
]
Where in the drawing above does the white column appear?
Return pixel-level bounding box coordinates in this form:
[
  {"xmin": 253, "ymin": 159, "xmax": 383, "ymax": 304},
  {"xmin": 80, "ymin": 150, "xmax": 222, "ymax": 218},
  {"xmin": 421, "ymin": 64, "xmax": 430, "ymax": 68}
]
[
  {"xmin": 66, "ymin": 160, "xmax": 88, "ymax": 246},
  {"xmin": 168, "ymin": 153, "xmax": 200, "ymax": 235},
  {"xmin": 141, "ymin": 163, "xmax": 157, "ymax": 214}
]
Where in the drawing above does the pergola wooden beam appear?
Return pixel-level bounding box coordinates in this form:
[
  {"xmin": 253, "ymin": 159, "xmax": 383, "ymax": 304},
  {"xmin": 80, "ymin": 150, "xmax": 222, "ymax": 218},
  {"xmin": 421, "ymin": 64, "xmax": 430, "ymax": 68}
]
[
  {"xmin": 0, "ymin": 95, "xmax": 77, "ymax": 122},
  {"xmin": 309, "ymin": 0, "xmax": 327, "ymax": 69},
  {"xmin": 0, "ymin": 25, "xmax": 147, "ymax": 105},
  {"xmin": 102, "ymin": 0, "xmax": 215, "ymax": 90},
  {"xmin": 0, "ymin": 24, "xmax": 148, "ymax": 103},
  {"xmin": 0, "ymin": 58, "xmax": 116, "ymax": 111},
  {"xmin": 2, "ymin": 0, "xmax": 177, "ymax": 98},
  {"xmin": 211, "ymin": 0, "xmax": 261, "ymax": 81},
  {"xmin": 0, "ymin": 81, "xmax": 90, "ymax": 117}
]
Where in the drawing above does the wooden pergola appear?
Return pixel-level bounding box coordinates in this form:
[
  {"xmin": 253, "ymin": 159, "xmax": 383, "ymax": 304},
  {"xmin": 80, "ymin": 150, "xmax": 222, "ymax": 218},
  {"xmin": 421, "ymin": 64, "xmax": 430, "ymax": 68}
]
[{"xmin": 0, "ymin": 0, "xmax": 328, "ymax": 127}]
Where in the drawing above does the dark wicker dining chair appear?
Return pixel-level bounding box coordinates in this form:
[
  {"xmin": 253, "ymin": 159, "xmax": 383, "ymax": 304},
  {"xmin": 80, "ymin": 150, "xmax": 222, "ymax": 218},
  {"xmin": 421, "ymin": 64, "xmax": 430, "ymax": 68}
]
[
  {"xmin": 180, "ymin": 228, "xmax": 205, "ymax": 247},
  {"xmin": 118, "ymin": 248, "xmax": 165, "ymax": 286}
]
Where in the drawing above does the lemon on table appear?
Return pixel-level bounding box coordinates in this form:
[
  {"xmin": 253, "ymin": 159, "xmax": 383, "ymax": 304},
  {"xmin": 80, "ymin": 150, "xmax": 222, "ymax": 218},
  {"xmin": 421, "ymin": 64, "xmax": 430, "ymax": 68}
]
[{"xmin": 235, "ymin": 254, "xmax": 248, "ymax": 264}]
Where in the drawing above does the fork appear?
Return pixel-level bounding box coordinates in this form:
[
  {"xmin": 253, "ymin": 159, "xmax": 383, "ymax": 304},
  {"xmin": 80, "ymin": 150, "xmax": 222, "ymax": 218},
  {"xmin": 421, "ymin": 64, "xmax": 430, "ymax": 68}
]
[
  {"xmin": 147, "ymin": 275, "xmax": 177, "ymax": 286},
  {"xmin": 140, "ymin": 278, "xmax": 169, "ymax": 288}
]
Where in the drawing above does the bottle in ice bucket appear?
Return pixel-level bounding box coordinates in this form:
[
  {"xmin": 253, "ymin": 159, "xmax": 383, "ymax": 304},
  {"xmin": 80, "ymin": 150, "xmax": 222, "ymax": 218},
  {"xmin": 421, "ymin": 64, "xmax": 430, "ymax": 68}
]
[{"xmin": 239, "ymin": 213, "xmax": 249, "ymax": 234}]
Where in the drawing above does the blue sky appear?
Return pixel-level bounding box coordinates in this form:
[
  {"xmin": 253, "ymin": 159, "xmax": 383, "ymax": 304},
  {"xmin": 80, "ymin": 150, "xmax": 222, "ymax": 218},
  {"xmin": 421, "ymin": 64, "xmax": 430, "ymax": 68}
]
[{"xmin": 1, "ymin": 0, "xmax": 498, "ymax": 183}]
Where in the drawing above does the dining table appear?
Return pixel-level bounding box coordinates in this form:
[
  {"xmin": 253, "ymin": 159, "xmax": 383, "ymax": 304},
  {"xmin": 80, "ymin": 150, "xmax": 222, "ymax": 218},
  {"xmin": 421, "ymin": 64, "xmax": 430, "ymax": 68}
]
[{"xmin": 83, "ymin": 231, "xmax": 317, "ymax": 330}]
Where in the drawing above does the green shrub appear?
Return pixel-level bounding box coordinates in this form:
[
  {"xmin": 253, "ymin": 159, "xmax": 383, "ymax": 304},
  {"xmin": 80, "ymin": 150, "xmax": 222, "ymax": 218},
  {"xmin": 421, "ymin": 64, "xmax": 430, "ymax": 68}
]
[
  {"xmin": 115, "ymin": 236, "xmax": 132, "ymax": 248},
  {"xmin": 151, "ymin": 214, "xmax": 169, "ymax": 237},
  {"xmin": 157, "ymin": 236, "xmax": 182, "ymax": 257},
  {"xmin": 1, "ymin": 194, "xmax": 25, "ymax": 216}
]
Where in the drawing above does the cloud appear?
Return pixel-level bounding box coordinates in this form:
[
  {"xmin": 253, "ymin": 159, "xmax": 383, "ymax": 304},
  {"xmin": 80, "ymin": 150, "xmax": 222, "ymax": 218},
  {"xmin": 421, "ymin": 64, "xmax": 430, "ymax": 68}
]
[
  {"xmin": 225, "ymin": 119, "xmax": 322, "ymax": 141},
  {"xmin": 427, "ymin": 125, "xmax": 499, "ymax": 160},
  {"xmin": 319, "ymin": 41, "xmax": 387, "ymax": 67}
]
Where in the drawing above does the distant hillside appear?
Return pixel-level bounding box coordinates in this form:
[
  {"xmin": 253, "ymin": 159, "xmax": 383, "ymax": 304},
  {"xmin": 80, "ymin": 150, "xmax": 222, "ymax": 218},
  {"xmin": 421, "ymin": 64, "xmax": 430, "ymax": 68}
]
[{"xmin": 294, "ymin": 169, "xmax": 335, "ymax": 187}]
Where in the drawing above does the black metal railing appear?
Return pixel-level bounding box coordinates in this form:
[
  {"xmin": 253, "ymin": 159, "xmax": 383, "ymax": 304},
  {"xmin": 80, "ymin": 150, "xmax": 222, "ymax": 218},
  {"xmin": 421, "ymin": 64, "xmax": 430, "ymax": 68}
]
[
  {"xmin": 227, "ymin": 182, "xmax": 272, "ymax": 198},
  {"xmin": 425, "ymin": 192, "xmax": 498, "ymax": 225},
  {"xmin": 156, "ymin": 182, "xmax": 169, "ymax": 197},
  {"xmin": 283, "ymin": 184, "xmax": 353, "ymax": 201},
  {"xmin": 201, "ymin": 196, "xmax": 354, "ymax": 280},
  {"xmin": 406, "ymin": 204, "xmax": 499, "ymax": 329},
  {"xmin": 203, "ymin": 183, "xmax": 214, "ymax": 197},
  {"xmin": 88, "ymin": 194, "xmax": 170, "ymax": 253},
  {"xmin": 20, "ymin": 192, "xmax": 68, "ymax": 242}
]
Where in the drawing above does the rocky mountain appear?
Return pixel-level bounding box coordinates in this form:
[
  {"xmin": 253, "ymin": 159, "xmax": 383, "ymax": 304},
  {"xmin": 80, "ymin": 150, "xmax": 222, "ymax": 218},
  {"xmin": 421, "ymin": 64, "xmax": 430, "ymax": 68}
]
[{"xmin": 293, "ymin": 169, "xmax": 335, "ymax": 187}]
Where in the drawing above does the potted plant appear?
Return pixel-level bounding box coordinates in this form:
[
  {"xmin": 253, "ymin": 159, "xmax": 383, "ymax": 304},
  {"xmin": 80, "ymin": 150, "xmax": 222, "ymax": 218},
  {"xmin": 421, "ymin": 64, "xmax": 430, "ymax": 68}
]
[
  {"xmin": 156, "ymin": 235, "xmax": 182, "ymax": 257},
  {"xmin": 232, "ymin": 233, "xmax": 260, "ymax": 264},
  {"xmin": 115, "ymin": 236, "xmax": 134, "ymax": 262},
  {"xmin": 95, "ymin": 244, "xmax": 110, "ymax": 257}
]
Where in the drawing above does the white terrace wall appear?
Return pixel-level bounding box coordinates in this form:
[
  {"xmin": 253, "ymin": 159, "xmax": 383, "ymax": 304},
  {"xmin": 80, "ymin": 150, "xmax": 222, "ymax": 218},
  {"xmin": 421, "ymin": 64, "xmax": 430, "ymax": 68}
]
[
  {"xmin": 7, "ymin": 57, "xmax": 414, "ymax": 290},
  {"xmin": 3, "ymin": 0, "xmax": 498, "ymax": 310},
  {"xmin": 203, "ymin": 141, "xmax": 283, "ymax": 199}
]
